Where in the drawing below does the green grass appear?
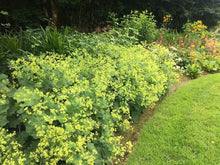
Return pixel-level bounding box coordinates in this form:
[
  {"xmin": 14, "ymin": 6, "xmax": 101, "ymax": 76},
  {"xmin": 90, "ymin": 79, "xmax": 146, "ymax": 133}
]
[{"xmin": 126, "ymin": 73, "xmax": 220, "ymax": 165}]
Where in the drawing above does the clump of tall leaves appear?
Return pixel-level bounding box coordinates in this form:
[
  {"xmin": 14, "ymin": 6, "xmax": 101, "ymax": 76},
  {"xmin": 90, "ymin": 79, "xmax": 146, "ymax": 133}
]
[{"xmin": 0, "ymin": 26, "xmax": 139, "ymax": 75}]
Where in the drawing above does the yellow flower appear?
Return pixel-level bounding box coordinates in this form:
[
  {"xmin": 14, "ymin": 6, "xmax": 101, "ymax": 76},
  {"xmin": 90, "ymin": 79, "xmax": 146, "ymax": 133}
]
[
  {"xmin": 202, "ymin": 51, "xmax": 206, "ymax": 55},
  {"xmin": 201, "ymin": 45, "xmax": 205, "ymax": 49},
  {"xmin": 201, "ymin": 33, "xmax": 205, "ymax": 38},
  {"xmin": 197, "ymin": 20, "xmax": 202, "ymax": 24},
  {"xmin": 190, "ymin": 51, "xmax": 195, "ymax": 56},
  {"xmin": 163, "ymin": 14, "xmax": 172, "ymax": 23},
  {"xmin": 191, "ymin": 44, "xmax": 195, "ymax": 48},
  {"xmin": 193, "ymin": 58, "xmax": 198, "ymax": 61}
]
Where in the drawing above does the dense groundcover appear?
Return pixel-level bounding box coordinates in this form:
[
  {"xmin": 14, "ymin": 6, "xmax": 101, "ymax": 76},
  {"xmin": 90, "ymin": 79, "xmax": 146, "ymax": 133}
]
[{"xmin": 0, "ymin": 43, "xmax": 177, "ymax": 164}]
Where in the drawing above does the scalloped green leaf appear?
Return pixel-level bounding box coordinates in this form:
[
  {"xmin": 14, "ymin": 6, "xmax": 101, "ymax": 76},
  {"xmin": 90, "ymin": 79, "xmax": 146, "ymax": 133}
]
[
  {"xmin": 13, "ymin": 87, "xmax": 41, "ymax": 107},
  {"xmin": 0, "ymin": 100, "xmax": 9, "ymax": 126}
]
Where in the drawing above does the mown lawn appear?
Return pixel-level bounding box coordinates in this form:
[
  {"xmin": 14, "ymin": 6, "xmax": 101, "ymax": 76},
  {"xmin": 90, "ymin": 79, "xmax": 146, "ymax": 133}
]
[{"xmin": 126, "ymin": 73, "xmax": 220, "ymax": 165}]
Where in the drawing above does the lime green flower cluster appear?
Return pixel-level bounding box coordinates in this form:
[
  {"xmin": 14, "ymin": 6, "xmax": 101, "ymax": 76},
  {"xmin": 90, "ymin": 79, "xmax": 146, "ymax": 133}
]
[
  {"xmin": 0, "ymin": 128, "xmax": 26, "ymax": 165},
  {"xmin": 0, "ymin": 74, "xmax": 10, "ymax": 127},
  {"xmin": 0, "ymin": 43, "xmax": 177, "ymax": 164}
]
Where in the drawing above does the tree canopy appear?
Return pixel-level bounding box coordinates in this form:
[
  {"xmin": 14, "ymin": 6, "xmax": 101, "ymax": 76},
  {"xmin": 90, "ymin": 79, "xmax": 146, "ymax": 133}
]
[{"xmin": 0, "ymin": 0, "xmax": 219, "ymax": 32}]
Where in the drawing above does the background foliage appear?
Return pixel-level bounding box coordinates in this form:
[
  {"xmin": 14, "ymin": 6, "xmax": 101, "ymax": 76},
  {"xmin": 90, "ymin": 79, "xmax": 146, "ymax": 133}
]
[{"xmin": 0, "ymin": 0, "xmax": 219, "ymax": 32}]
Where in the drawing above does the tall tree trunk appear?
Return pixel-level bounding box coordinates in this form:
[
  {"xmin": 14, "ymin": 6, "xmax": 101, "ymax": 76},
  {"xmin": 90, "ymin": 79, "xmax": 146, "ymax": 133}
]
[
  {"xmin": 50, "ymin": 0, "xmax": 57, "ymax": 27},
  {"xmin": 41, "ymin": 0, "xmax": 50, "ymax": 26}
]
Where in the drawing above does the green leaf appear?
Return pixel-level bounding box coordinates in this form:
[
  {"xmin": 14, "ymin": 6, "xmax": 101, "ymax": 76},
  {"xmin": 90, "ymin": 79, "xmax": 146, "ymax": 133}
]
[
  {"xmin": 0, "ymin": 99, "xmax": 9, "ymax": 126},
  {"xmin": 0, "ymin": 113, "xmax": 8, "ymax": 126},
  {"xmin": 87, "ymin": 142, "xmax": 96, "ymax": 152},
  {"xmin": 8, "ymin": 115, "xmax": 20, "ymax": 128},
  {"xmin": 0, "ymin": 10, "xmax": 8, "ymax": 16},
  {"xmin": 25, "ymin": 123, "xmax": 37, "ymax": 139},
  {"xmin": 0, "ymin": 101, "xmax": 9, "ymax": 114},
  {"xmin": 130, "ymin": 107, "xmax": 141, "ymax": 123},
  {"xmin": 13, "ymin": 87, "xmax": 41, "ymax": 107},
  {"xmin": 0, "ymin": 74, "xmax": 9, "ymax": 90}
]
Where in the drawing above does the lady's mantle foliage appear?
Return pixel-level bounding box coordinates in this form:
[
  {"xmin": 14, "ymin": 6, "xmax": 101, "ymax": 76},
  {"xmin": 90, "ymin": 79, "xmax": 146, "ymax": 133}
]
[{"xmin": 0, "ymin": 44, "xmax": 177, "ymax": 164}]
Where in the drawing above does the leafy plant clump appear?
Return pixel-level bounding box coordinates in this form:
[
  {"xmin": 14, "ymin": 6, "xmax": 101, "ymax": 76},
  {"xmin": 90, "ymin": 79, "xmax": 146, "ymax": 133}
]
[
  {"xmin": 157, "ymin": 20, "xmax": 220, "ymax": 78},
  {"xmin": 120, "ymin": 10, "xmax": 158, "ymax": 43},
  {"xmin": 0, "ymin": 43, "xmax": 177, "ymax": 164}
]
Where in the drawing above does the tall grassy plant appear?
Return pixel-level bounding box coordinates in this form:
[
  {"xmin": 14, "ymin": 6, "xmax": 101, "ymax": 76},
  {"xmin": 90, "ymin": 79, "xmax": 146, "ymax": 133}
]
[
  {"xmin": 0, "ymin": 32, "xmax": 24, "ymax": 74},
  {"xmin": 36, "ymin": 27, "xmax": 69, "ymax": 54}
]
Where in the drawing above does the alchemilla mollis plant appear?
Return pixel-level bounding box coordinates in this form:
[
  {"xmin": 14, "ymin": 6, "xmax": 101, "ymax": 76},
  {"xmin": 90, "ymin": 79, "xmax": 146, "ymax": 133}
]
[{"xmin": 0, "ymin": 43, "xmax": 177, "ymax": 164}]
